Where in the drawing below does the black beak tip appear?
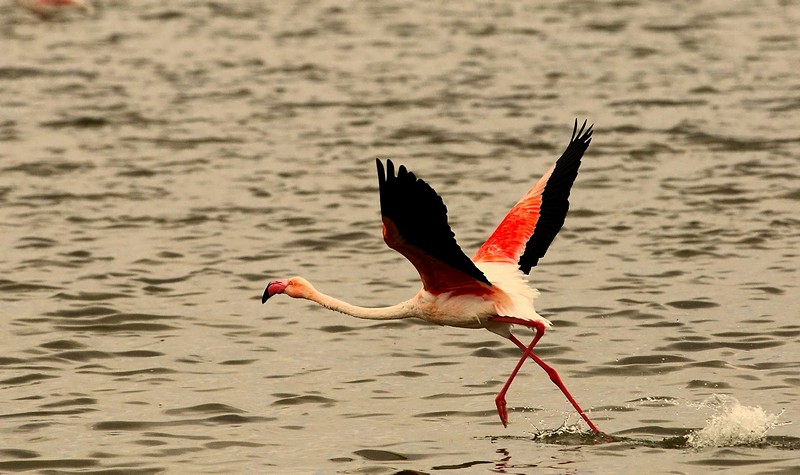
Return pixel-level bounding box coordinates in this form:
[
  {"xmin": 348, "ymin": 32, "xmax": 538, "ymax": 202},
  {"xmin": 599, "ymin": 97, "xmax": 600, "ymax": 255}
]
[{"xmin": 261, "ymin": 287, "xmax": 270, "ymax": 304}]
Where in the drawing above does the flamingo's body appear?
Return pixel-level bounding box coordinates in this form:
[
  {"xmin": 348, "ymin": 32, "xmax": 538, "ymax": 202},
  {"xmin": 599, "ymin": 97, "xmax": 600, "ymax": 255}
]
[
  {"xmin": 263, "ymin": 120, "xmax": 600, "ymax": 433},
  {"xmin": 16, "ymin": 0, "xmax": 93, "ymax": 18}
]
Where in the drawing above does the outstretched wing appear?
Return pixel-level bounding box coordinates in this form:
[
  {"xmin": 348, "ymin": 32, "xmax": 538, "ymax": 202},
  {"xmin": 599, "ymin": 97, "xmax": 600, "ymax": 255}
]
[
  {"xmin": 377, "ymin": 159, "xmax": 493, "ymax": 295},
  {"xmin": 473, "ymin": 120, "xmax": 593, "ymax": 274}
]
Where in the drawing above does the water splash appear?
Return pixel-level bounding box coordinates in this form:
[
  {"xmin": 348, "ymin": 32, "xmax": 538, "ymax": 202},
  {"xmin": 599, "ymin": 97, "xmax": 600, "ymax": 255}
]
[
  {"xmin": 686, "ymin": 394, "xmax": 786, "ymax": 448},
  {"xmin": 530, "ymin": 422, "xmax": 585, "ymax": 440},
  {"xmin": 527, "ymin": 422, "xmax": 607, "ymax": 445}
]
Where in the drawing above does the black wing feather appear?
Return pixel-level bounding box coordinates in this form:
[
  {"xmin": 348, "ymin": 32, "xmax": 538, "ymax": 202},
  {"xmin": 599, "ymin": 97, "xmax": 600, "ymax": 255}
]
[
  {"xmin": 518, "ymin": 120, "xmax": 593, "ymax": 274},
  {"xmin": 377, "ymin": 159, "xmax": 491, "ymax": 286}
]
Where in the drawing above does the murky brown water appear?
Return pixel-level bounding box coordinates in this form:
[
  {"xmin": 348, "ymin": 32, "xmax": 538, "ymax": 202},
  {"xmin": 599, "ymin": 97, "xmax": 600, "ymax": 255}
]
[{"xmin": 1, "ymin": 1, "xmax": 799, "ymax": 473}]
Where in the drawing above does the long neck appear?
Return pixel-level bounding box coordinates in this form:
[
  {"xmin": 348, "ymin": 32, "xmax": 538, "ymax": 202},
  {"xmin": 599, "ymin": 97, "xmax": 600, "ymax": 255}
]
[{"xmin": 305, "ymin": 288, "xmax": 417, "ymax": 320}]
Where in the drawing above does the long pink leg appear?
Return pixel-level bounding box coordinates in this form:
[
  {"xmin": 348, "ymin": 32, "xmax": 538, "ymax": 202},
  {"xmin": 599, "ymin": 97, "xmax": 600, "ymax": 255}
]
[
  {"xmin": 493, "ymin": 323, "xmax": 545, "ymax": 427},
  {"xmin": 489, "ymin": 316, "xmax": 601, "ymax": 433}
]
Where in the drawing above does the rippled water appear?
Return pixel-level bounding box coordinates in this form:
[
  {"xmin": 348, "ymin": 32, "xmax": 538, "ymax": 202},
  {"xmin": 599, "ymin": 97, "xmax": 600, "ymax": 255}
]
[{"xmin": 1, "ymin": 1, "xmax": 799, "ymax": 473}]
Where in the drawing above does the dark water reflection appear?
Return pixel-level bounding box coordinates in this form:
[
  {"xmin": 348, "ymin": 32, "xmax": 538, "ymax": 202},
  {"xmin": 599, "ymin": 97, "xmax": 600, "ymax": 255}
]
[{"xmin": 1, "ymin": 0, "xmax": 798, "ymax": 473}]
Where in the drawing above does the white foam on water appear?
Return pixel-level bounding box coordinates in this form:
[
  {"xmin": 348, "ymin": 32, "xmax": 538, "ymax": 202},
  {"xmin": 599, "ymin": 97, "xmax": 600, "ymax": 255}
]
[
  {"xmin": 686, "ymin": 394, "xmax": 786, "ymax": 448},
  {"xmin": 529, "ymin": 421, "xmax": 585, "ymax": 440}
]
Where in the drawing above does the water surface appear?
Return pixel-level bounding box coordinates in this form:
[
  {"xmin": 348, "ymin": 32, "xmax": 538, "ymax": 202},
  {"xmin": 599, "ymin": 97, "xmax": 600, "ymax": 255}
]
[{"xmin": 1, "ymin": 1, "xmax": 798, "ymax": 473}]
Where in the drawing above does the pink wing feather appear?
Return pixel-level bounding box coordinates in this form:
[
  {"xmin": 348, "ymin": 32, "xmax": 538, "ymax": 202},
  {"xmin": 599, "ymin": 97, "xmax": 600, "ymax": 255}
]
[
  {"xmin": 473, "ymin": 165, "xmax": 553, "ymax": 265},
  {"xmin": 474, "ymin": 120, "xmax": 593, "ymax": 273}
]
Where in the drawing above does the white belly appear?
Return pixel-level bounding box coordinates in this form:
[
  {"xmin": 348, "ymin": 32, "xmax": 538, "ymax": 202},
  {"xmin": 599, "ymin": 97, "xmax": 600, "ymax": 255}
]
[
  {"xmin": 411, "ymin": 262, "xmax": 551, "ymax": 331},
  {"xmin": 414, "ymin": 291, "xmax": 495, "ymax": 329}
]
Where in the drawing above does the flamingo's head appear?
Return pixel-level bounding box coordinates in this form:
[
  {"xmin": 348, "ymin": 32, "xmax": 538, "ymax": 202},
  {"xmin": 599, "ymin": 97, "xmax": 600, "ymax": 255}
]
[{"xmin": 261, "ymin": 277, "xmax": 313, "ymax": 303}]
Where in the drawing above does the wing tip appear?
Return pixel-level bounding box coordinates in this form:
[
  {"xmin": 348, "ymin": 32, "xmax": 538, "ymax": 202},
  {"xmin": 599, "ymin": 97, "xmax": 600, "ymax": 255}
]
[
  {"xmin": 377, "ymin": 158, "xmax": 402, "ymax": 185},
  {"xmin": 376, "ymin": 158, "xmax": 385, "ymax": 176},
  {"xmin": 571, "ymin": 118, "xmax": 593, "ymax": 144}
]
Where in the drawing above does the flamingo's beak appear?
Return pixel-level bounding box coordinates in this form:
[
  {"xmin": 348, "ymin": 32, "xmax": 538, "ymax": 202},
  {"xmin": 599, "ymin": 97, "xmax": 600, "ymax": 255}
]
[{"xmin": 262, "ymin": 279, "xmax": 288, "ymax": 303}]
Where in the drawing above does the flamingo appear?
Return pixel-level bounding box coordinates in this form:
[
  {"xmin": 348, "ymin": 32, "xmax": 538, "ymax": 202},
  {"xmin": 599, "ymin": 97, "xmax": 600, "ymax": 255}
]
[
  {"xmin": 262, "ymin": 120, "xmax": 600, "ymax": 433},
  {"xmin": 15, "ymin": 0, "xmax": 94, "ymax": 19}
]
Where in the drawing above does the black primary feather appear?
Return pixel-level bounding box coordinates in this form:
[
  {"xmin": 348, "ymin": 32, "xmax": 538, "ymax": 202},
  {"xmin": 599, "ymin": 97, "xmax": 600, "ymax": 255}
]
[
  {"xmin": 377, "ymin": 159, "xmax": 491, "ymax": 285},
  {"xmin": 518, "ymin": 120, "xmax": 593, "ymax": 274}
]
